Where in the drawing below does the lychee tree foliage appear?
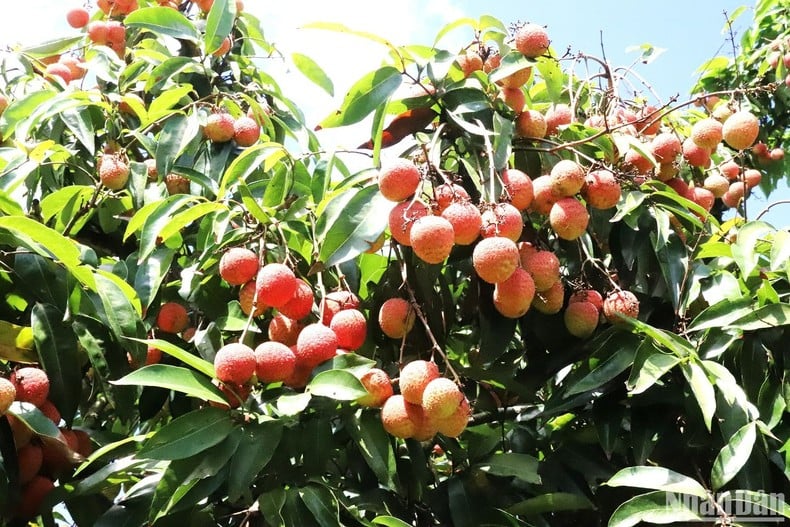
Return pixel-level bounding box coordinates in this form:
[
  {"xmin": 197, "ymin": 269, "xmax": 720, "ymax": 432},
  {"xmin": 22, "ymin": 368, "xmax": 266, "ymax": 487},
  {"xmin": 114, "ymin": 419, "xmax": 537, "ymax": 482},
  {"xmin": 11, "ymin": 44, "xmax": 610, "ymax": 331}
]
[{"xmin": 0, "ymin": 1, "xmax": 789, "ymax": 526}]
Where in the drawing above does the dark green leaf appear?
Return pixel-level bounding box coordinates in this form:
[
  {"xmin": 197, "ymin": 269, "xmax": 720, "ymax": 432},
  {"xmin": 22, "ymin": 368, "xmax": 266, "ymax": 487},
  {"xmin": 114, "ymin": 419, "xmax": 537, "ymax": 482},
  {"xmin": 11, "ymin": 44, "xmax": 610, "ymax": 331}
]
[
  {"xmin": 566, "ymin": 347, "xmax": 635, "ymax": 396},
  {"xmin": 300, "ymin": 485, "xmax": 339, "ymax": 527},
  {"xmin": 113, "ymin": 364, "xmax": 224, "ymax": 404},
  {"xmin": 682, "ymin": 360, "xmax": 716, "ymax": 432},
  {"xmin": 608, "ymin": 491, "xmax": 702, "ymax": 527},
  {"xmin": 93, "ymin": 272, "xmax": 145, "ymax": 358},
  {"xmin": 726, "ymin": 304, "xmax": 790, "ymax": 331},
  {"xmin": 688, "ymin": 296, "xmax": 755, "ymax": 332},
  {"xmin": 508, "ymin": 492, "xmax": 595, "ymax": 515},
  {"xmin": 345, "ymin": 411, "xmax": 396, "ymax": 488},
  {"xmin": 8, "ymin": 402, "xmax": 61, "ymax": 438},
  {"xmin": 475, "ymin": 453, "xmax": 541, "ymax": 484},
  {"xmin": 606, "ymin": 466, "xmax": 708, "ymax": 498},
  {"xmin": 227, "ymin": 421, "xmax": 283, "ymax": 501},
  {"xmin": 155, "ymin": 113, "xmax": 199, "ymax": 177},
  {"xmin": 711, "ymin": 421, "xmax": 757, "ymax": 490},
  {"xmin": 448, "ymin": 477, "xmax": 474, "ymax": 527},
  {"xmin": 138, "ymin": 407, "xmax": 234, "ymax": 460},
  {"xmin": 132, "ymin": 246, "xmax": 175, "ymax": 311}
]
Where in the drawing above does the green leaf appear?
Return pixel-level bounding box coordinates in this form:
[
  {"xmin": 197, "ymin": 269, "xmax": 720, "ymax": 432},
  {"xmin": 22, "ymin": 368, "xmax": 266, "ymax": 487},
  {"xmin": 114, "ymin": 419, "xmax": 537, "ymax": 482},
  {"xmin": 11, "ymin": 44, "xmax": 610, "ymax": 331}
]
[
  {"xmin": 606, "ymin": 466, "xmax": 708, "ymax": 498},
  {"xmin": 112, "ymin": 364, "xmax": 226, "ymax": 405},
  {"xmin": 488, "ymin": 52, "xmax": 534, "ymax": 85},
  {"xmin": 135, "ymin": 194, "xmax": 200, "ymax": 261},
  {"xmin": 508, "ymin": 492, "xmax": 595, "ymax": 515},
  {"xmin": 154, "ymin": 113, "xmax": 199, "ymax": 177},
  {"xmin": 276, "ymin": 392, "xmax": 312, "ymax": 416},
  {"xmin": 476, "ymin": 453, "xmax": 541, "ymax": 484},
  {"xmin": 138, "ymin": 407, "xmax": 234, "ymax": 460},
  {"xmin": 292, "ymin": 53, "xmax": 334, "ymax": 96},
  {"xmin": 124, "ymin": 7, "xmax": 200, "ymax": 41},
  {"xmin": 687, "ymin": 296, "xmax": 754, "ymax": 332},
  {"xmin": 711, "ymin": 421, "xmax": 757, "ymax": 490},
  {"xmin": 158, "ymin": 201, "xmax": 227, "ymax": 243},
  {"xmin": 682, "ymin": 360, "xmax": 716, "ymax": 432},
  {"xmin": 218, "ymin": 142, "xmax": 288, "ymax": 198},
  {"xmin": 93, "ymin": 272, "xmax": 145, "ymax": 359},
  {"xmin": 770, "ymin": 230, "xmax": 790, "ymax": 271},
  {"xmin": 627, "ymin": 350, "xmax": 680, "ymax": 395},
  {"xmin": 725, "ymin": 303, "xmax": 790, "ymax": 331},
  {"xmin": 618, "ymin": 316, "xmax": 694, "ymax": 357},
  {"xmin": 432, "ymin": 17, "xmax": 477, "ymax": 46},
  {"xmin": 318, "ymin": 66, "xmax": 402, "ymax": 129},
  {"xmin": 19, "ymin": 36, "xmax": 84, "ymax": 58},
  {"xmin": 128, "ymin": 338, "xmax": 215, "ymax": 378},
  {"xmin": 227, "ymin": 421, "xmax": 283, "ymax": 501},
  {"xmin": 39, "ymin": 185, "xmax": 95, "ymax": 234},
  {"xmin": 566, "ymin": 347, "xmax": 635, "ymax": 396},
  {"xmin": 0, "ymin": 320, "xmax": 37, "ymax": 363},
  {"xmin": 717, "ymin": 489, "xmax": 790, "ymax": 519},
  {"xmin": 731, "ymin": 221, "xmax": 773, "ymax": 278},
  {"xmin": 300, "ymin": 485, "xmax": 339, "ymax": 527},
  {"xmin": 61, "ymin": 107, "xmax": 96, "ymax": 155},
  {"xmin": 608, "ymin": 491, "xmax": 701, "ymax": 527},
  {"xmin": 448, "ymin": 477, "xmax": 474, "ymax": 527},
  {"xmin": 535, "ymin": 58, "xmax": 564, "ymax": 103},
  {"xmin": 372, "ymin": 517, "xmax": 413, "ymax": 527},
  {"xmin": 8, "ymin": 401, "xmax": 61, "ymax": 438},
  {"xmin": 133, "ymin": 246, "xmax": 175, "ymax": 311},
  {"xmin": 204, "ymin": 0, "xmax": 236, "ymax": 54},
  {"xmin": 345, "ymin": 411, "xmax": 396, "ymax": 488},
  {"xmin": 307, "ymin": 370, "xmax": 367, "ymax": 400},
  {"xmin": 31, "ymin": 303, "xmax": 81, "ymax": 426}
]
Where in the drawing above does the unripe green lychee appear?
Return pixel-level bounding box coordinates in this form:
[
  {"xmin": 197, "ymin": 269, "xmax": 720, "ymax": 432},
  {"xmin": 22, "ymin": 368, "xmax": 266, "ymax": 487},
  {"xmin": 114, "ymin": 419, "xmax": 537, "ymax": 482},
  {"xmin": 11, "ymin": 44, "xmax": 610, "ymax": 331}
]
[
  {"xmin": 722, "ymin": 110, "xmax": 759, "ymax": 150},
  {"xmin": 277, "ymin": 279, "xmax": 314, "ymax": 320},
  {"xmin": 435, "ymin": 397, "xmax": 470, "ymax": 438},
  {"xmin": 356, "ymin": 368, "xmax": 393, "ymax": 408},
  {"xmin": 98, "ymin": 153, "xmax": 130, "ymax": 190},
  {"xmin": 472, "ymin": 236, "xmax": 520, "ymax": 284},
  {"xmin": 268, "ymin": 313, "xmax": 302, "ymax": 346},
  {"xmin": 521, "ymin": 249, "xmax": 560, "ymax": 291},
  {"xmin": 550, "ymin": 160, "xmax": 585, "ymax": 197},
  {"xmin": 549, "ymin": 197, "xmax": 589, "ymax": 240},
  {"xmin": 603, "ymin": 290, "xmax": 640, "ymax": 323},
  {"xmin": 410, "ymin": 215, "xmax": 455, "ymax": 264},
  {"xmin": 204, "ymin": 112, "xmax": 235, "ymax": 143},
  {"xmin": 514, "ymin": 23, "xmax": 550, "ymax": 58},
  {"xmin": 295, "ymin": 323, "xmax": 338, "ymax": 368},
  {"xmin": 329, "ymin": 308, "xmax": 367, "ymax": 351},
  {"xmin": 515, "ymin": 109, "xmax": 547, "ymax": 138},
  {"xmin": 256, "ymin": 263, "xmax": 297, "ymax": 309},
  {"xmin": 564, "ymin": 301, "xmax": 599, "ymax": 338},
  {"xmin": 388, "ymin": 199, "xmax": 429, "ymax": 246},
  {"xmin": 691, "ymin": 118, "xmax": 723, "ymax": 149},
  {"xmin": 381, "ymin": 394, "xmax": 420, "ymax": 439},
  {"xmin": 254, "ymin": 341, "xmax": 296, "ymax": 383},
  {"xmin": 214, "ymin": 342, "xmax": 256, "ymax": 384},
  {"xmin": 0, "ymin": 377, "xmax": 16, "ymax": 414},
  {"xmin": 501, "ymin": 169, "xmax": 534, "ymax": 210},
  {"xmin": 650, "ymin": 133, "xmax": 682, "ymax": 163},
  {"xmin": 441, "ymin": 201, "xmax": 482, "ymax": 245},
  {"xmin": 399, "ymin": 359, "xmax": 440, "ymax": 405},
  {"xmin": 531, "ymin": 280, "xmax": 565, "ymax": 314},
  {"xmin": 219, "ymin": 247, "xmax": 259, "ymax": 286},
  {"xmin": 156, "ymin": 302, "xmax": 189, "ymax": 333},
  {"xmin": 529, "ymin": 175, "xmax": 562, "ymax": 215},
  {"xmin": 480, "ymin": 202, "xmax": 523, "ymax": 241},
  {"xmin": 582, "ymin": 169, "xmax": 621, "ymax": 209},
  {"xmin": 232, "ymin": 115, "xmax": 260, "ymax": 147},
  {"xmin": 320, "ymin": 290, "xmax": 360, "ymax": 325},
  {"xmin": 239, "ymin": 280, "xmax": 268, "ymax": 317},
  {"xmin": 422, "ymin": 377, "xmax": 463, "ymax": 421},
  {"xmin": 11, "ymin": 367, "xmax": 50, "ymax": 407},
  {"xmin": 378, "ymin": 298, "xmax": 415, "ymax": 339},
  {"xmin": 378, "ymin": 159, "xmax": 421, "ymax": 202},
  {"xmin": 493, "ymin": 267, "xmax": 536, "ymax": 318}
]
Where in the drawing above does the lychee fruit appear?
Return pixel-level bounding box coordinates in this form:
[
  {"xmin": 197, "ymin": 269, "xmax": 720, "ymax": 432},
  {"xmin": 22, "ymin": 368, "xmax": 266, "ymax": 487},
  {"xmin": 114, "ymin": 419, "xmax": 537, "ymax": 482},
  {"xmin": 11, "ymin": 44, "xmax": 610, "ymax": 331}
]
[
  {"xmin": 0, "ymin": 377, "xmax": 16, "ymax": 414},
  {"xmin": 493, "ymin": 267, "xmax": 536, "ymax": 318},
  {"xmin": 214, "ymin": 342, "xmax": 256, "ymax": 384},
  {"xmin": 441, "ymin": 201, "xmax": 482, "ymax": 245},
  {"xmin": 381, "ymin": 394, "xmax": 420, "ymax": 439},
  {"xmin": 514, "ymin": 23, "xmax": 550, "ymax": 58},
  {"xmin": 254, "ymin": 341, "xmax": 296, "ymax": 383},
  {"xmin": 145, "ymin": 346, "xmax": 163, "ymax": 366},
  {"xmin": 239, "ymin": 280, "xmax": 267, "ymax": 317},
  {"xmin": 515, "ymin": 109, "xmax": 547, "ymax": 138},
  {"xmin": 233, "ymin": 115, "xmax": 260, "ymax": 147},
  {"xmin": 378, "ymin": 159, "xmax": 421, "ymax": 202},
  {"xmin": 378, "ymin": 298, "xmax": 415, "ymax": 339},
  {"xmin": 44, "ymin": 63, "xmax": 72, "ymax": 84},
  {"xmin": 682, "ymin": 137, "xmax": 712, "ymax": 168},
  {"xmin": 16, "ymin": 475, "xmax": 55, "ymax": 520},
  {"xmin": 276, "ymin": 279, "xmax": 314, "ymax": 320},
  {"xmin": 329, "ymin": 308, "xmax": 367, "ymax": 351},
  {"xmin": 435, "ymin": 397, "xmax": 470, "ymax": 437},
  {"xmin": 219, "ymin": 247, "xmax": 259, "ymax": 286},
  {"xmin": 635, "ymin": 105, "xmax": 661, "ymax": 135},
  {"xmin": 11, "ymin": 368, "xmax": 50, "ymax": 407},
  {"xmin": 703, "ymin": 173, "xmax": 729, "ymax": 198},
  {"xmin": 623, "ymin": 146, "xmax": 654, "ymax": 175},
  {"xmin": 603, "ymin": 290, "xmax": 640, "ymax": 323},
  {"xmin": 691, "ymin": 118, "xmax": 723, "ymax": 149},
  {"xmin": 531, "ymin": 280, "xmax": 565, "ymax": 314},
  {"xmin": 39, "ymin": 400, "xmax": 61, "ymax": 424},
  {"xmin": 744, "ymin": 169, "xmax": 762, "ymax": 189},
  {"xmin": 499, "ymin": 87, "xmax": 525, "ymax": 113},
  {"xmin": 550, "ymin": 159, "xmax": 585, "ymax": 197},
  {"xmin": 545, "ymin": 103, "xmax": 573, "ymax": 136},
  {"xmin": 569, "ymin": 289, "xmax": 603, "ymax": 311},
  {"xmin": 295, "ymin": 323, "xmax": 338, "ymax": 367},
  {"xmin": 156, "ymin": 302, "xmax": 189, "ymax": 333},
  {"xmin": 422, "ymin": 377, "xmax": 464, "ymax": 420},
  {"xmin": 268, "ymin": 313, "xmax": 302, "ymax": 346},
  {"xmin": 480, "ymin": 203, "xmax": 523, "ymax": 241},
  {"xmin": 722, "ymin": 110, "xmax": 759, "ymax": 150},
  {"xmin": 666, "ymin": 177, "xmax": 692, "ymax": 199},
  {"xmin": 456, "ymin": 50, "xmax": 483, "ymax": 78},
  {"xmin": 472, "ymin": 236, "xmax": 520, "ymax": 284},
  {"xmin": 255, "ymin": 263, "xmax": 297, "ymax": 308},
  {"xmin": 98, "ymin": 153, "xmax": 130, "ymax": 190},
  {"xmin": 582, "ymin": 169, "xmax": 621, "ymax": 209},
  {"xmin": 356, "ymin": 368, "xmax": 393, "ymax": 408},
  {"xmin": 497, "ymin": 66, "xmax": 532, "ymax": 89},
  {"xmin": 283, "ymin": 362, "xmax": 313, "ymax": 389},
  {"xmin": 719, "ymin": 159, "xmax": 741, "ymax": 181},
  {"xmin": 17, "ymin": 443, "xmax": 43, "ymax": 485},
  {"xmin": 212, "ymin": 381, "xmax": 252, "ymax": 409},
  {"xmin": 87, "ymin": 21, "xmax": 109, "ymax": 44},
  {"xmin": 388, "ymin": 199, "xmax": 429, "ymax": 246},
  {"xmin": 165, "ymin": 173, "xmax": 190, "ymax": 195},
  {"xmin": 433, "ymin": 183, "xmax": 469, "ymax": 213},
  {"xmin": 650, "ymin": 133, "xmax": 682, "ymax": 163},
  {"xmin": 410, "ymin": 215, "xmax": 455, "ymax": 264},
  {"xmin": 320, "ymin": 290, "xmax": 360, "ymax": 326},
  {"xmin": 66, "ymin": 7, "xmax": 90, "ymax": 29},
  {"xmin": 399, "ymin": 359, "xmax": 439, "ymax": 405},
  {"xmin": 58, "ymin": 55, "xmax": 86, "ymax": 81},
  {"xmin": 564, "ymin": 301, "xmax": 599, "ymax": 338},
  {"xmin": 769, "ymin": 148, "xmax": 784, "ymax": 161},
  {"xmin": 212, "ymin": 36, "xmax": 233, "ymax": 57},
  {"xmin": 204, "ymin": 112, "xmax": 235, "ymax": 143},
  {"xmin": 529, "ymin": 174, "xmax": 562, "ymax": 215},
  {"xmin": 501, "ymin": 168, "xmax": 534, "ymax": 210},
  {"xmin": 549, "ymin": 197, "xmax": 589, "ymax": 240}
]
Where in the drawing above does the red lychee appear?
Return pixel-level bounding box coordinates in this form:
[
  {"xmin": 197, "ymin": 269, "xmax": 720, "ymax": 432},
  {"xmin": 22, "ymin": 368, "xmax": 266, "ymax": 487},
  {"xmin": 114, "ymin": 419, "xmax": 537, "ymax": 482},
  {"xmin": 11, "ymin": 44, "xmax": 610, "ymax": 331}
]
[
  {"xmin": 378, "ymin": 298, "xmax": 415, "ymax": 339},
  {"xmin": 689, "ymin": 186, "xmax": 715, "ymax": 213},
  {"xmin": 456, "ymin": 50, "xmax": 483, "ymax": 78},
  {"xmin": 214, "ymin": 342, "xmax": 256, "ymax": 384},
  {"xmin": 410, "ymin": 215, "xmax": 455, "ymax": 264},
  {"xmin": 16, "ymin": 475, "xmax": 55, "ymax": 520},
  {"xmin": 635, "ymin": 105, "xmax": 661, "ymax": 135},
  {"xmin": 515, "ymin": 109, "xmax": 547, "ymax": 138},
  {"xmin": 165, "ymin": 173, "xmax": 190, "ymax": 195},
  {"xmin": 432, "ymin": 183, "xmax": 469, "ymax": 213},
  {"xmin": 378, "ymin": 159, "xmax": 421, "ymax": 202},
  {"xmin": 255, "ymin": 263, "xmax": 297, "ymax": 309},
  {"xmin": 204, "ymin": 112, "xmax": 235, "ymax": 143},
  {"xmin": 422, "ymin": 377, "xmax": 464, "ymax": 420},
  {"xmin": 569, "ymin": 289, "xmax": 603, "ymax": 311},
  {"xmin": 722, "ymin": 110, "xmax": 759, "ymax": 150},
  {"xmin": 238, "ymin": 280, "xmax": 267, "ymax": 317},
  {"xmin": 98, "ymin": 153, "xmax": 130, "ymax": 190},
  {"xmin": 277, "ymin": 279, "xmax": 314, "ymax": 320},
  {"xmin": 435, "ymin": 397, "xmax": 470, "ymax": 437},
  {"xmin": 549, "ymin": 197, "xmax": 589, "ymax": 240},
  {"xmin": 493, "ymin": 267, "xmax": 536, "ymax": 318},
  {"xmin": 531, "ymin": 280, "xmax": 565, "ymax": 314},
  {"xmin": 356, "ymin": 368, "xmax": 393, "ymax": 408},
  {"xmin": 744, "ymin": 169, "xmax": 762, "ymax": 189},
  {"xmin": 623, "ymin": 146, "xmax": 654, "ymax": 175},
  {"xmin": 582, "ymin": 169, "xmax": 621, "ymax": 209},
  {"xmin": 550, "ymin": 159, "xmax": 585, "ymax": 197},
  {"xmin": 320, "ymin": 290, "xmax": 360, "ymax": 326},
  {"xmin": 603, "ymin": 290, "xmax": 640, "ymax": 323},
  {"xmin": 501, "ymin": 168, "xmax": 534, "ymax": 210},
  {"xmin": 156, "ymin": 302, "xmax": 189, "ymax": 333},
  {"xmin": 529, "ymin": 174, "xmax": 562, "ymax": 215},
  {"xmin": 545, "ymin": 103, "xmax": 572, "ymax": 136},
  {"xmin": 381, "ymin": 394, "xmax": 420, "ymax": 439},
  {"xmin": 682, "ymin": 137, "xmax": 712, "ymax": 168},
  {"xmin": 514, "ymin": 23, "xmax": 550, "ymax": 58},
  {"xmin": 691, "ymin": 118, "xmax": 723, "ymax": 149},
  {"xmin": 521, "ymin": 249, "xmax": 561, "ymax": 291},
  {"xmin": 295, "ymin": 323, "xmax": 338, "ymax": 368},
  {"xmin": 499, "ymin": 87, "xmax": 525, "ymax": 113},
  {"xmin": 399, "ymin": 360, "xmax": 439, "ymax": 405},
  {"xmin": 254, "ymin": 341, "xmax": 296, "ymax": 383},
  {"xmin": 17, "ymin": 443, "xmax": 43, "ymax": 485},
  {"xmin": 233, "ymin": 115, "xmax": 260, "ymax": 147},
  {"xmin": 719, "ymin": 159, "xmax": 741, "ymax": 181},
  {"xmin": 268, "ymin": 313, "xmax": 302, "ymax": 346},
  {"xmin": 650, "ymin": 133, "xmax": 682, "ymax": 163},
  {"xmin": 480, "ymin": 202, "xmax": 523, "ymax": 241},
  {"xmin": 11, "ymin": 368, "xmax": 50, "ymax": 408},
  {"xmin": 703, "ymin": 173, "xmax": 729, "ymax": 198},
  {"xmin": 564, "ymin": 301, "xmax": 599, "ymax": 338},
  {"xmin": 472, "ymin": 236, "xmax": 520, "ymax": 284},
  {"xmin": 66, "ymin": 7, "xmax": 90, "ymax": 28},
  {"xmin": 219, "ymin": 247, "xmax": 259, "ymax": 286},
  {"xmin": 441, "ymin": 201, "xmax": 482, "ymax": 245},
  {"xmin": 39, "ymin": 400, "xmax": 60, "ymax": 424},
  {"xmin": 388, "ymin": 199, "xmax": 429, "ymax": 246},
  {"xmin": 44, "ymin": 63, "xmax": 72, "ymax": 84},
  {"xmin": 329, "ymin": 308, "xmax": 367, "ymax": 351}
]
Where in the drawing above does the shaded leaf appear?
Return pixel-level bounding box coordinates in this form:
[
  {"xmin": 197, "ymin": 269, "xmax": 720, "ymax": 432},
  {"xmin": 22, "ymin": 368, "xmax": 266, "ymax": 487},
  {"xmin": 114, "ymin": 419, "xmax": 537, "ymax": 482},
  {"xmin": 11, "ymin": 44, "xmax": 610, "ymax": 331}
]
[
  {"xmin": 476, "ymin": 453, "xmax": 541, "ymax": 484},
  {"xmin": 508, "ymin": 492, "xmax": 595, "ymax": 515},
  {"xmin": 227, "ymin": 421, "xmax": 283, "ymax": 501},
  {"xmin": 606, "ymin": 466, "xmax": 708, "ymax": 498},
  {"xmin": 711, "ymin": 421, "xmax": 757, "ymax": 490},
  {"xmin": 682, "ymin": 360, "xmax": 716, "ymax": 432}
]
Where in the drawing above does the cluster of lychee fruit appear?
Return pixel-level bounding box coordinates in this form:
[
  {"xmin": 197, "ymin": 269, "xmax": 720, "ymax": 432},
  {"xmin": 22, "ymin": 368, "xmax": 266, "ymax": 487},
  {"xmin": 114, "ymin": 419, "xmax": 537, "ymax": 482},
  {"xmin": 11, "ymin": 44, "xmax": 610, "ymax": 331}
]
[{"xmin": 0, "ymin": 367, "xmax": 92, "ymax": 519}]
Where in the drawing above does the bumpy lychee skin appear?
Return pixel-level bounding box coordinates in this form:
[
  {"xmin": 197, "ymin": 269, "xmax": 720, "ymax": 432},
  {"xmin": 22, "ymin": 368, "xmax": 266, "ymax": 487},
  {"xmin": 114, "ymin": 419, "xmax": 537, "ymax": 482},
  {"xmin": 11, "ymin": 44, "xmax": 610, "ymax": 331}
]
[
  {"xmin": 146, "ymin": 346, "xmax": 163, "ymax": 366},
  {"xmin": 277, "ymin": 279, "xmax": 314, "ymax": 320},
  {"xmin": 435, "ymin": 397, "xmax": 470, "ymax": 438},
  {"xmin": 635, "ymin": 105, "xmax": 661, "ymax": 135},
  {"xmin": 388, "ymin": 200, "xmax": 429, "ymax": 246},
  {"xmin": 499, "ymin": 86, "xmax": 525, "ymax": 113},
  {"xmin": 356, "ymin": 368, "xmax": 394, "ymax": 408},
  {"xmin": 582, "ymin": 169, "xmax": 621, "ymax": 210},
  {"xmin": 44, "ymin": 63, "xmax": 72, "ymax": 84},
  {"xmin": 254, "ymin": 341, "xmax": 296, "ymax": 383},
  {"xmin": 66, "ymin": 7, "xmax": 90, "ymax": 28},
  {"xmin": 682, "ymin": 137, "xmax": 712, "ymax": 168},
  {"xmin": 378, "ymin": 159, "xmax": 421, "ymax": 202},
  {"xmin": 493, "ymin": 267, "xmax": 536, "ymax": 318},
  {"xmin": 320, "ymin": 290, "xmax": 360, "ymax": 326},
  {"xmin": 410, "ymin": 215, "xmax": 455, "ymax": 264},
  {"xmin": 98, "ymin": 153, "xmax": 130, "ymax": 190},
  {"xmin": 165, "ymin": 173, "xmax": 190, "ymax": 195},
  {"xmin": 501, "ymin": 169, "xmax": 534, "ymax": 210},
  {"xmin": 603, "ymin": 290, "xmax": 640, "ymax": 323},
  {"xmin": 399, "ymin": 360, "xmax": 440, "ymax": 405},
  {"xmin": 330, "ymin": 308, "xmax": 367, "ymax": 351},
  {"xmin": 720, "ymin": 159, "xmax": 741, "ymax": 181},
  {"xmin": 11, "ymin": 368, "xmax": 50, "ymax": 407},
  {"xmin": 433, "ymin": 183, "xmax": 470, "ymax": 213},
  {"xmin": 744, "ymin": 168, "xmax": 762, "ymax": 189},
  {"xmin": 204, "ymin": 112, "xmax": 235, "ymax": 143},
  {"xmin": 703, "ymin": 173, "xmax": 730, "ymax": 198},
  {"xmin": 564, "ymin": 301, "xmax": 599, "ymax": 338},
  {"xmin": 233, "ymin": 115, "xmax": 260, "ymax": 147},
  {"xmin": 456, "ymin": 50, "xmax": 483, "ymax": 78},
  {"xmin": 256, "ymin": 263, "xmax": 297, "ymax": 308},
  {"xmin": 378, "ymin": 298, "xmax": 415, "ymax": 339},
  {"xmin": 0, "ymin": 377, "xmax": 16, "ymax": 414},
  {"xmin": 498, "ymin": 66, "xmax": 533, "ymax": 89},
  {"xmin": 515, "ymin": 109, "xmax": 547, "ymax": 138},
  {"xmin": 722, "ymin": 110, "xmax": 759, "ymax": 151},
  {"xmin": 550, "ymin": 160, "xmax": 585, "ymax": 197},
  {"xmin": 17, "ymin": 443, "xmax": 43, "ymax": 485},
  {"xmin": 545, "ymin": 103, "xmax": 573, "ymax": 136},
  {"xmin": 39, "ymin": 400, "xmax": 60, "ymax": 424},
  {"xmin": 472, "ymin": 236, "xmax": 520, "ymax": 284},
  {"xmin": 295, "ymin": 323, "xmax": 338, "ymax": 367},
  {"xmin": 691, "ymin": 118, "xmax": 723, "ymax": 149},
  {"xmin": 531, "ymin": 280, "xmax": 565, "ymax": 315},
  {"xmin": 529, "ymin": 175, "xmax": 562, "ymax": 215},
  {"xmin": 441, "ymin": 202, "xmax": 482, "ymax": 245},
  {"xmin": 549, "ymin": 198, "xmax": 589, "ymax": 240},
  {"xmin": 569, "ymin": 289, "xmax": 603, "ymax": 311},
  {"xmin": 381, "ymin": 395, "xmax": 419, "ymax": 439},
  {"xmin": 156, "ymin": 302, "xmax": 189, "ymax": 334},
  {"xmin": 651, "ymin": 133, "xmax": 682, "ymax": 163},
  {"xmin": 514, "ymin": 23, "xmax": 550, "ymax": 58},
  {"xmin": 480, "ymin": 203, "xmax": 523, "ymax": 241},
  {"xmin": 690, "ymin": 186, "xmax": 716, "ymax": 213},
  {"xmin": 239, "ymin": 280, "xmax": 267, "ymax": 317},
  {"xmin": 268, "ymin": 313, "xmax": 302, "ymax": 346},
  {"xmin": 219, "ymin": 247, "xmax": 259, "ymax": 286},
  {"xmin": 16, "ymin": 475, "xmax": 55, "ymax": 520},
  {"xmin": 214, "ymin": 342, "xmax": 256, "ymax": 384},
  {"xmin": 666, "ymin": 177, "xmax": 692, "ymax": 199},
  {"xmin": 422, "ymin": 377, "xmax": 464, "ymax": 420},
  {"xmin": 623, "ymin": 147, "xmax": 654, "ymax": 175}
]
